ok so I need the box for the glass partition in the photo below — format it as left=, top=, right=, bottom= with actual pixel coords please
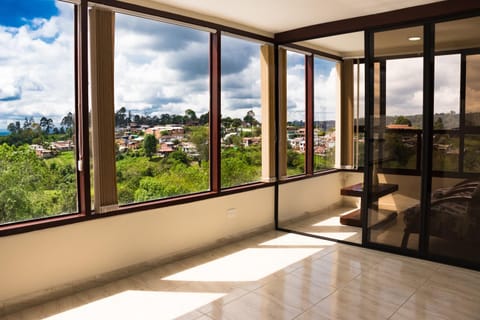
left=367, top=26, right=424, bottom=250
left=427, top=17, right=480, bottom=263
left=278, top=32, right=364, bottom=244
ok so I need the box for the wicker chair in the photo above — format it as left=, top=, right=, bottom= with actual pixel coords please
left=401, top=180, right=480, bottom=248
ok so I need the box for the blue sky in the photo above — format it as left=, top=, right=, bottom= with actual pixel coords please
left=0, top=0, right=58, bottom=27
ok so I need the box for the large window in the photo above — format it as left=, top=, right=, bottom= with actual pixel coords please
left=113, top=12, right=210, bottom=205
left=313, top=56, right=338, bottom=171
left=220, top=35, right=262, bottom=188
left=286, top=51, right=306, bottom=176
left=0, top=0, right=77, bottom=224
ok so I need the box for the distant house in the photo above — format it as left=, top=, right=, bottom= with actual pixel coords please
left=242, top=137, right=261, bottom=147
left=159, top=142, right=174, bottom=156
left=386, top=124, right=414, bottom=130
left=51, top=140, right=74, bottom=151
left=30, top=144, right=54, bottom=159
left=145, top=126, right=185, bottom=141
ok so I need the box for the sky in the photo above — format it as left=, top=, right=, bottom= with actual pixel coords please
left=0, top=0, right=476, bottom=130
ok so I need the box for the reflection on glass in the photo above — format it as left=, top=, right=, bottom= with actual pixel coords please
left=434, top=55, right=460, bottom=129
left=313, top=57, right=337, bottom=171
left=432, top=134, right=459, bottom=172
left=0, top=1, right=78, bottom=224
left=464, top=135, right=480, bottom=173
left=114, top=13, right=210, bottom=205
left=382, top=130, right=419, bottom=170
left=369, top=27, right=423, bottom=251
left=353, top=62, right=365, bottom=168
left=466, top=55, right=480, bottom=127
left=221, top=35, right=262, bottom=188
left=286, top=51, right=306, bottom=176
left=429, top=17, right=480, bottom=264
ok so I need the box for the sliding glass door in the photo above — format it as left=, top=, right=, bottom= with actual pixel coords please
left=427, top=17, right=480, bottom=264
left=365, top=26, right=424, bottom=250
left=365, top=16, right=480, bottom=266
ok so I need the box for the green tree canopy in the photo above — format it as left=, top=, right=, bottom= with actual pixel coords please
left=394, top=116, right=412, bottom=126
left=143, top=134, right=157, bottom=159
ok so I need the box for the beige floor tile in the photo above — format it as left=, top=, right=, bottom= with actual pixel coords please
left=206, top=291, right=303, bottom=320
left=394, top=285, right=480, bottom=320
left=253, top=273, right=335, bottom=311
left=290, top=257, right=361, bottom=289
left=297, top=285, right=399, bottom=320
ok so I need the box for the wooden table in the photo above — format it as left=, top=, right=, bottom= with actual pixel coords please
left=340, top=183, right=398, bottom=227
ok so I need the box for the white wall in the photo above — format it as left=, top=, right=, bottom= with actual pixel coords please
left=0, top=187, right=274, bottom=304
left=278, top=172, right=362, bottom=223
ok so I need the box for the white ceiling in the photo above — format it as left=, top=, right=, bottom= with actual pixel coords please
left=123, top=0, right=461, bottom=57
left=126, top=0, right=443, bottom=36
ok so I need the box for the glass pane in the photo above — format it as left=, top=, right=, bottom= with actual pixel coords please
left=434, top=55, right=460, bottom=129
left=0, top=0, right=77, bottom=224
left=429, top=17, right=480, bottom=264
left=466, top=55, right=480, bottom=127
left=114, top=13, right=210, bottom=205
left=353, top=62, right=365, bottom=168
left=464, top=135, right=480, bottom=173
left=286, top=51, right=306, bottom=176
left=368, top=26, right=424, bottom=250
left=432, top=134, right=459, bottom=172
left=220, top=35, right=262, bottom=188
left=313, top=57, right=337, bottom=171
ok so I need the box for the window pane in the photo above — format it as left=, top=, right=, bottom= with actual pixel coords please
left=220, top=35, right=262, bottom=188
left=313, top=57, right=337, bottom=171
left=466, top=55, right=480, bottom=127
left=464, top=135, right=480, bottom=173
left=286, top=51, right=306, bottom=176
left=114, top=13, right=210, bottom=205
left=432, top=134, right=459, bottom=172
left=382, top=57, right=423, bottom=170
left=429, top=17, right=480, bottom=265
left=369, top=26, right=423, bottom=251
left=353, top=62, right=365, bottom=168
left=434, top=55, right=460, bottom=129
left=0, top=0, right=77, bottom=224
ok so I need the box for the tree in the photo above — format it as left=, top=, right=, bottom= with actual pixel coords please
left=40, top=117, right=54, bottom=133
left=394, top=116, right=412, bottom=126
left=184, top=109, right=198, bottom=125
left=191, top=126, right=209, bottom=162
left=7, top=123, right=17, bottom=134
left=61, top=112, right=74, bottom=130
left=243, top=110, right=258, bottom=127
left=434, top=117, right=444, bottom=130
left=143, top=134, right=157, bottom=159
left=115, top=107, right=127, bottom=127
left=231, top=118, right=242, bottom=132
left=168, top=150, right=189, bottom=165
left=199, top=112, right=209, bottom=125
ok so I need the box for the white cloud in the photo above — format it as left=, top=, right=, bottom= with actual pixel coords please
left=314, top=63, right=338, bottom=121
left=0, top=0, right=75, bottom=129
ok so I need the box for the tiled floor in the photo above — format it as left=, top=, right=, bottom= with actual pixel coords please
left=4, top=231, right=480, bottom=319
left=280, top=206, right=362, bottom=244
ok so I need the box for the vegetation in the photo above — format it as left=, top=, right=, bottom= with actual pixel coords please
left=0, top=144, right=76, bottom=224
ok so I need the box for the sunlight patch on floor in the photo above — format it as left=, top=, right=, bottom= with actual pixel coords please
left=259, top=233, right=336, bottom=246
left=45, top=290, right=225, bottom=320
left=311, top=216, right=346, bottom=227
left=162, top=247, right=322, bottom=282
left=307, top=232, right=359, bottom=241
